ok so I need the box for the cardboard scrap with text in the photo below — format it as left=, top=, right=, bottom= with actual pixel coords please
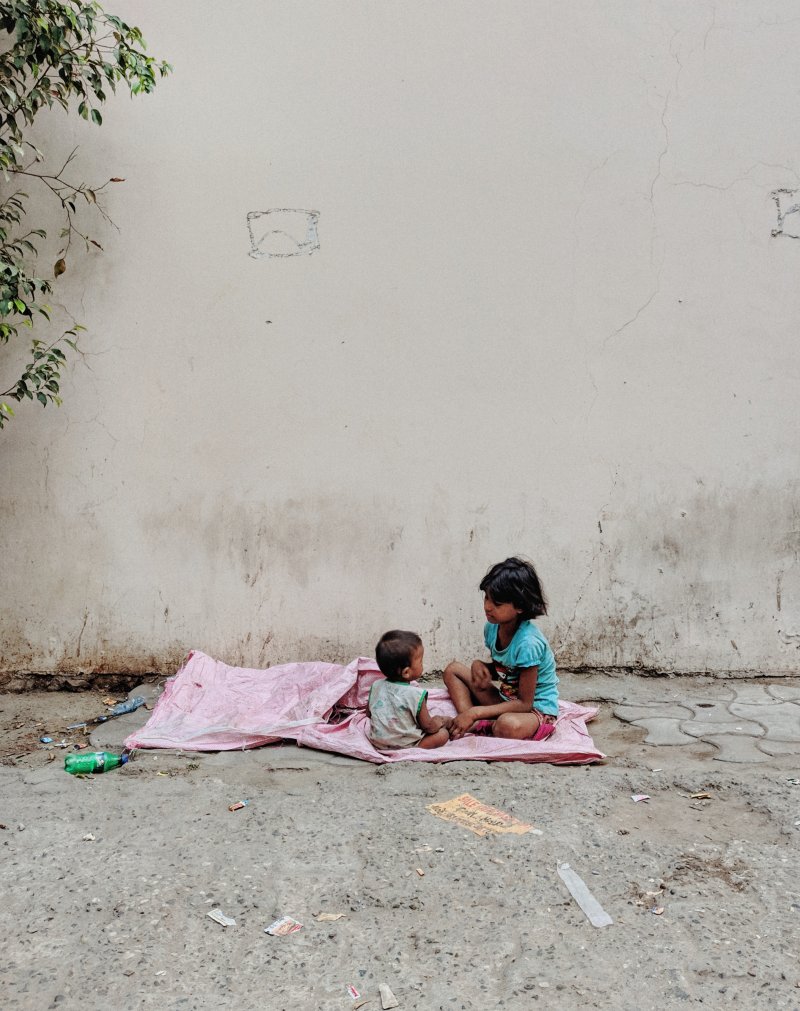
left=426, top=793, right=537, bottom=837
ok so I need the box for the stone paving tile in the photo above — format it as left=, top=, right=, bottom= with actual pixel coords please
left=613, top=703, right=694, bottom=722
left=727, top=701, right=800, bottom=742
left=767, top=684, right=800, bottom=702
left=728, top=684, right=782, bottom=705
left=684, top=700, right=744, bottom=723
left=756, top=739, right=800, bottom=757
left=701, top=734, right=773, bottom=763
left=680, top=719, right=764, bottom=739
left=625, top=717, right=697, bottom=746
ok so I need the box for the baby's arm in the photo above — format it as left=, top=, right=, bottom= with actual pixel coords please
left=418, top=698, right=452, bottom=734
left=416, top=698, right=451, bottom=749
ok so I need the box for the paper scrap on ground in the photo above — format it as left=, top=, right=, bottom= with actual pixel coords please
left=315, top=912, right=345, bottom=922
left=631, top=794, right=650, bottom=803
left=264, top=915, right=303, bottom=936
left=207, top=908, right=236, bottom=927
left=557, top=862, right=613, bottom=928
left=380, top=983, right=399, bottom=1009
left=427, top=793, right=534, bottom=837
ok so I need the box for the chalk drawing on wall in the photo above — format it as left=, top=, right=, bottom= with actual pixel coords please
left=770, top=189, right=800, bottom=239
left=247, top=209, right=320, bottom=258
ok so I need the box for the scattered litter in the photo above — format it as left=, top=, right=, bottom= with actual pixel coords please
left=265, top=915, right=303, bottom=936
left=690, top=792, right=711, bottom=800
left=347, top=984, right=361, bottom=999
left=631, top=794, right=650, bottom=803
left=155, top=971, right=166, bottom=976
left=64, top=751, right=129, bottom=775
left=17, top=824, right=25, bottom=832
left=490, top=857, right=505, bottom=865
left=353, top=1001, right=371, bottom=1010
left=651, top=768, right=662, bottom=773
left=651, top=906, right=665, bottom=915
left=434, top=847, right=445, bottom=852
left=156, top=771, right=169, bottom=776
left=39, top=736, right=53, bottom=744
left=427, top=793, right=536, bottom=837
left=379, top=983, right=399, bottom=1009
left=413, top=845, right=432, bottom=853
left=415, top=867, right=425, bottom=877
left=557, top=862, right=613, bottom=928
left=787, top=778, right=800, bottom=786
left=207, top=908, right=236, bottom=927
left=101, top=697, right=118, bottom=706
left=82, top=833, right=95, bottom=842
left=228, top=800, right=249, bottom=812
left=315, top=912, right=345, bottom=922
left=67, top=696, right=145, bottom=730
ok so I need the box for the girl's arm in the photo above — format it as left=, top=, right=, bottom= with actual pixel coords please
left=451, top=666, right=539, bottom=737
left=470, top=658, right=496, bottom=690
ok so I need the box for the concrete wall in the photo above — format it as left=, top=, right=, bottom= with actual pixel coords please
left=2, top=1, right=800, bottom=678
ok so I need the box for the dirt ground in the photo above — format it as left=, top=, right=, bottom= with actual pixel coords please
left=1, top=674, right=799, bottom=1011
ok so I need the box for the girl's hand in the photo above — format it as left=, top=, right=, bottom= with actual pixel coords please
left=450, top=709, right=478, bottom=740
left=470, top=660, right=493, bottom=690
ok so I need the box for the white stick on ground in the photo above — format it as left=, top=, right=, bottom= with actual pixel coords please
left=557, top=862, right=613, bottom=928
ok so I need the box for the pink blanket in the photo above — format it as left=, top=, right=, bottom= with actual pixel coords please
left=125, top=651, right=604, bottom=764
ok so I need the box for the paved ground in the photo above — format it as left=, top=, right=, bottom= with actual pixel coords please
left=1, top=671, right=799, bottom=1010
left=85, top=669, right=800, bottom=767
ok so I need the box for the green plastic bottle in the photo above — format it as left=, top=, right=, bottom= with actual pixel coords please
left=64, top=751, right=129, bottom=775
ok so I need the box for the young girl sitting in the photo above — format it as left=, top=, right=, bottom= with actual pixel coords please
left=443, top=557, right=559, bottom=741
left=368, top=630, right=453, bottom=750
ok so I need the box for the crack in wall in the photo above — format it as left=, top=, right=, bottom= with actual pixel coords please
left=770, top=188, right=800, bottom=239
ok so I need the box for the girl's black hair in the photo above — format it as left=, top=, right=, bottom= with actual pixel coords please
left=479, top=557, right=547, bottom=619
left=375, top=629, right=422, bottom=680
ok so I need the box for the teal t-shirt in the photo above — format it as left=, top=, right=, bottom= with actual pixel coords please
left=484, top=620, right=559, bottom=716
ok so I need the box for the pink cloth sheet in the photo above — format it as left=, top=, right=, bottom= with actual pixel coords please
left=125, top=650, right=604, bottom=765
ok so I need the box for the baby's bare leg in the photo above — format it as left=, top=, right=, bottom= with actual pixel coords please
left=417, top=727, right=450, bottom=749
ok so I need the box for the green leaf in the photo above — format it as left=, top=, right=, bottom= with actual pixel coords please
left=37, top=392, right=48, bottom=406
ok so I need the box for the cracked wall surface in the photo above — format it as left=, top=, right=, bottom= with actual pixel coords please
left=2, top=2, right=800, bottom=676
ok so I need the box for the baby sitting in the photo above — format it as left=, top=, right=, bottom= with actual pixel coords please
left=367, top=630, right=452, bottom=750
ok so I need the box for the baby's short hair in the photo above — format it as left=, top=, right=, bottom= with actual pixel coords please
left=375, top=629, right=422, bottom=680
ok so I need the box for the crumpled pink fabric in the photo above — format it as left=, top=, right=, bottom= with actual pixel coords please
left=125, top=650, right=604, bottom=764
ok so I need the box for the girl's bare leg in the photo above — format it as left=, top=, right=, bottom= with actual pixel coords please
left=443, top=661, right=502, bottom=711
left=493, top=712, right=542, bottom=739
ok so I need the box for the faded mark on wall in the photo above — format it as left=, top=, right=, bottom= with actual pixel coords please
left=247, top=209, right=320, bottom=258
left=770, top=189, right=800, bottom=239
